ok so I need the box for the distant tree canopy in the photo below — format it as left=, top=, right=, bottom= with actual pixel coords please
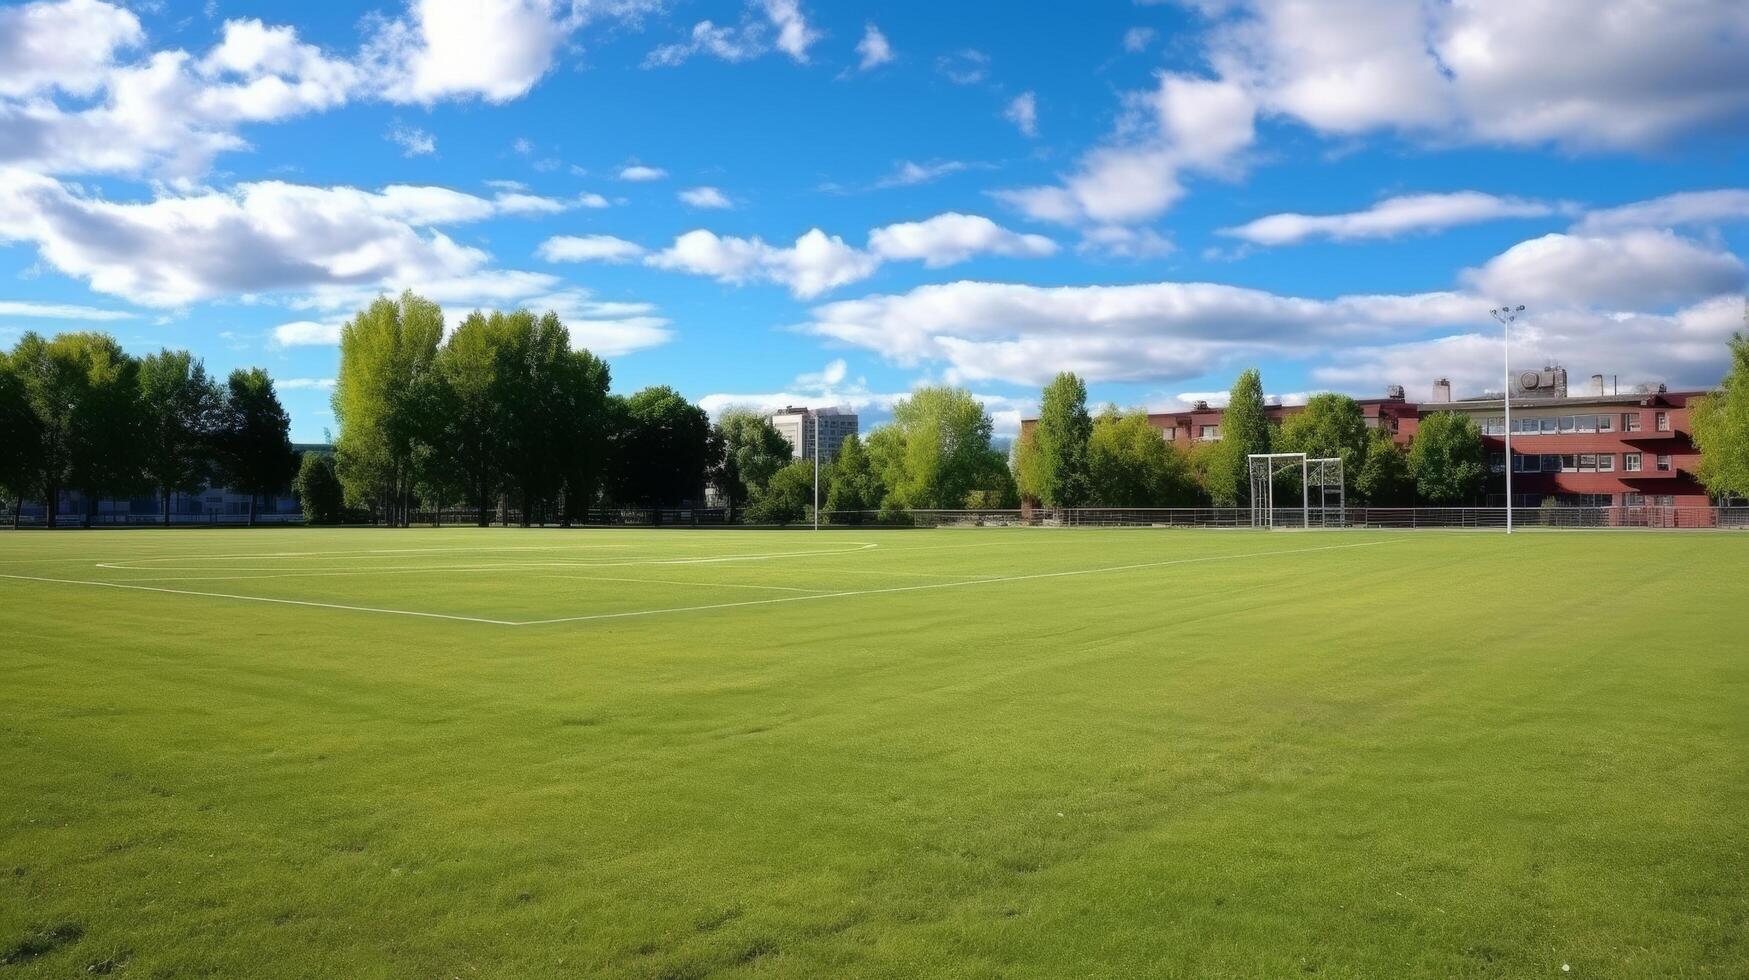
left=1206, top=368, right=1272, bottom=506
left=745, top=460, right=817, bottom=526
left=2, top=331, right=296, bottom=525
left=825, top=433, right=883, bottom=513
left=1087, top=407, right=1198, bottom=507
left=1410, top=412, right=1488, bottom=504
left=868, top=386, right=1012, bottom=510
left=1276, top=393, right=1369, bottom=496
left=1029, top=372, right=1093, bottom=506
left=712, top=409, right=794, bottom=513
left=294, top=452, right=344, bottom=525
left=1692, top=332, right=1749, bottom=499
left=1355, top=428, right=1415, bottom=505
left=611, top=386, right=713, bottom=507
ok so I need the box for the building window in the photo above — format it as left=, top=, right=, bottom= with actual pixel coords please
left=1198, top=425, right=1220, bottom=441
left=1597, top=454, right=1614, bottom=472
left=1482, top=417, right=1506, bottom=435
left=1490, top=452, right=1506, bottom=473
left=1578, top=453, right=1598, bottom=472
left=1541, top=455, right=1560, bottom=473
left=1623, top=413, right=1641, bottom=432
left=1656, top=454, right=1673, bottom=472
left=1540, top=418, right=1557, bottom=434
left=1622, top=492, right=1645, bottom=506
left=1624, top=452, right=1642, bottom=472
left=1160, top=426, right=1176, bottom=441
left=1597, top=415, right=1613, bottom=432
left=1655, top=411, right=1670, bottom=431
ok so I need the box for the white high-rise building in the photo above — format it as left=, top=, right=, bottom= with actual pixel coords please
left=770, top=406, right=859, bottom=462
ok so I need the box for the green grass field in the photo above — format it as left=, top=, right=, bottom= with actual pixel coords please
left=2, top=527, right=1745, bottom=977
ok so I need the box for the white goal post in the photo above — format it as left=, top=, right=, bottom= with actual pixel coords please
left=1248, top=453, right=1345, bottom=528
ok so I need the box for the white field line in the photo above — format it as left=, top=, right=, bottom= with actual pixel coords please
left=1, top=540, right=1393, bottom=628
left=0, top=573, right=521, bottom=625
left=513, top=539, right=1398, bottom=626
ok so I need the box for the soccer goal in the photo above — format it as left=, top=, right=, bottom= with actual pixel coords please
left=1248, top=453, right=1345, bottom=529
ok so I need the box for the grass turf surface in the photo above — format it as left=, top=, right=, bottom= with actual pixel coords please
left=1, top=527, right=1745, bottom=977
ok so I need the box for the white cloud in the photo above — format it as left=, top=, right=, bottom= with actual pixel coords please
left=0, top=0, right=143, bottom=97
left=1464, top=230, right=1746, bottom=310
left=996, top=73, right=1254, bottom=226
left=1223, top=192, right=1557, bottom=246
left=641, top=213, right=1057, bottom=297
left=1122, top=27, right=1156, bottom=54
left=537, top=234, right=647, bottom=263
left=619, top=164, right=667, bottom=181
left=649, top=228, right=879, bottom=299
left=936, top=49, right=989, bottom=85
left=277, top=377, right=337, bottom=390
left=1198, top=0, right=1749, bottom=149
left=386, top=123, right=437, bottom=156
left=760, top=0, right=817, bottom=63
left=365, top=0, right=567, bottom=104
left=0, top=300, right=136, bottom=320
left=679, top=186, right=733, bottom=209
left=271, top=319, right=343, bottom=346
left=0, top=170, right=597, bottom=307
left=867, top=213, right=1057, bottom=267
left=1574, top=189, right=1749, bottom=234
left=1005, top=91, right=1038, bottom=138
left=698, top=360, right=1035, bottom=436
left=645, top=0, right=817, bottom=67
left=856, top=23, right=893, bottom=70
left=875, top=159, right=972, bottom=189
left=1078, top=225, right=1175, bottom=259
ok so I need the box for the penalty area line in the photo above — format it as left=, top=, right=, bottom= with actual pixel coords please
left=0, top=573, right=520, bottom=626
left=512, top=539, right=1398, bottom=626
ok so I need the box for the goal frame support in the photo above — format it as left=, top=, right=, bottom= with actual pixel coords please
left=1248, top=453, right=1344, bottom=528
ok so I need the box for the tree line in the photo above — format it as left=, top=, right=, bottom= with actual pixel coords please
left=318, top=292, right=1019, bottom=527
left=0, top=332, right=296, bottom=527
left=1012, top=368, right=1490, bottom=509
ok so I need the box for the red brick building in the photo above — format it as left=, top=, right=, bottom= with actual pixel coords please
left=1019, top=369, right=1713, bottom=507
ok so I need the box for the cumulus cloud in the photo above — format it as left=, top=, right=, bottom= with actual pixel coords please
left=618, top=214, right=1058, bottom=297
left=1123, top=27, right=1157, bottom=54
left=1197, top=0, right=1749, bottom=149
left=996, top=73, right=1254, bottom=226
left=0, top=170, right=609, bottom=306
left=618, top=164, right=667, bottom=181
left=1464, top=229, right=1746, bottom=310
left=1223, top=192, right=1558, bottom=246
left=536, top=234, right=647, bottom=263
left=698, top=359, right=1036, bottom=436
left=0, top=300, right=136, bottom=320
left=867, top=213, right=1057, bottom=267
left=874, top=159, right=975, bottom=189
left=856, top=23, right=893, bottom=70
left=0, top=0, right=143, bottom=97
left=679, top=186, right=733, bottom=209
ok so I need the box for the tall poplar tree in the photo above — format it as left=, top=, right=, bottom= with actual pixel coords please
left=1032, top=372, right=1092, bottom=506
left=333, top=292, right=443, bottom=525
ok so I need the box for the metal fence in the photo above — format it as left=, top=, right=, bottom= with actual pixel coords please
left=5, top=505, right=1745, bottom=530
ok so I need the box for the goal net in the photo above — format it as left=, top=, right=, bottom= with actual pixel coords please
left=1248, top=453, right=1345, bottom=529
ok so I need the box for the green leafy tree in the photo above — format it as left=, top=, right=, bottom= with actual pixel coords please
left=1276, top=393, right=1369, bottom=496
left=711, top=408, right=793, bottom=516
left=54, top=333, right=145, bottom=526
left=429, top=311, right=505, bottom=525
left=876, top=386, right=1008, bottom=509
left=1031, top=371, right=1093, bottom=505
left=1410, top=411, right=1488, bottom=504
left=1355, top=428, right=1415, bottom=505
left=745, top=460, right=817, bottom=525
left=294, top=451, right=344, bottom=524
left=1692, top=332, right=1749, bottom=498
left=333, top=292, right=443, bottom=526
left=610, top=386, right=713, bottom=506
left=555, top=346, right=613, bottom=523
left=138, top=349, right=222, bottom=524
left=5, top=332, right=77, bottom=524
left=1205, top=368, right=1272, bottom=506
left=825, top=433, right=884, bottom=516
left=0, top=349, right=42, bottom=526
left=1087, top=406, right=1197, bottom=506
left=217, top=368, right=297, bottom=526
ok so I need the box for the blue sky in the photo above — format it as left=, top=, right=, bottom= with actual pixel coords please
left=2, top=0, right=1747, bottom=442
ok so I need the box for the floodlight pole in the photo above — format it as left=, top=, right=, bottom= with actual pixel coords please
left=1490, top=304, right=1525, bottom=534
left=813, top=410, right=820, bottom=531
